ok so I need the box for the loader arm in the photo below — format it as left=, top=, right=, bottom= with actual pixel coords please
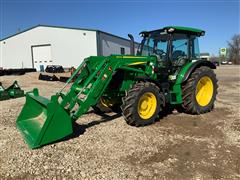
left=57, top=55, right=156, bottom=120
left=16, top=55, right=156, bottom=148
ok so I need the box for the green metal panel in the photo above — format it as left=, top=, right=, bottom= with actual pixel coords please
left=6, top=81, right=25, bottom=98
left=170, top=84, right=182, bottom=104
left=175, top=62, right=193, bottom=85
left=170, top=62, right=194, bottom=104
left=0, top=81, right=24, bottom=101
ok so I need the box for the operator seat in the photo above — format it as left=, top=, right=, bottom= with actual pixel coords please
left=172, top=50, right=187, bottom=66
left=172, top=50, right=185, bottom=61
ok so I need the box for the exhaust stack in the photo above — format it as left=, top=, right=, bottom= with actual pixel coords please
left=128, top=34, right=135, bottom=55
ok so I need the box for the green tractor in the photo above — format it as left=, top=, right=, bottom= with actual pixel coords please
left=16, top=26, right=218, bottom=149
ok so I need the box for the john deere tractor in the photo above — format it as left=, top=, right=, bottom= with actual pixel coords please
left=16, top=26, right=218, bottom=149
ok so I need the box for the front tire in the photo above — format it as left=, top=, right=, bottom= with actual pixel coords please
left=121, top=82, right=163, bottom=126
left=92, top=97, right=113, bottom=114
left=181, top=66, right=218, bottom=114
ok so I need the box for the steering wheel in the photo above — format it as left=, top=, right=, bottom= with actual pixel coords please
left=154, top=49, right=167, bottom=60
left=156, top=49, right=166, bottom=56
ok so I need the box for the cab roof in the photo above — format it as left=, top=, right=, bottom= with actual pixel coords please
left=141, top=26, right=205, bottom=37
left=164, top=26, right=204, bottom=34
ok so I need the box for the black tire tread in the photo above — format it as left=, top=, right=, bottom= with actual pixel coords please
left=121, top=81, right=162, bottom=126
left=181, top=66, right=218, bottom=114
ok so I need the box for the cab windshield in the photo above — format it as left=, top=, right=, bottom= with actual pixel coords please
left=138, top=32, right=169, bottom=60
left=138, top=32, right=200, bottom=62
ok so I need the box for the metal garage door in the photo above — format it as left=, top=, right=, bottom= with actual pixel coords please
left=32, top=44, right=52, bottom=71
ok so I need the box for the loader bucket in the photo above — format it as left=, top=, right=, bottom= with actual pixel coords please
left=16, top=88, right=73, bottom=149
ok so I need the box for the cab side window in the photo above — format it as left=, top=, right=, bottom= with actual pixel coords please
left=171, top=34, right=188, bottom=61
left=191, top=36, right=200, bottom=59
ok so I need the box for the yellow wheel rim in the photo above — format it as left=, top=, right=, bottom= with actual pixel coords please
left=196, top=76, right=214, bottom=106
left=100, top=97, right=114, bottom=108
left=138, top=92, right=157, bottom=119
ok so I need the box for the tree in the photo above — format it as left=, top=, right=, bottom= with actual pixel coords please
left=228, top=34, right=240, bottom=64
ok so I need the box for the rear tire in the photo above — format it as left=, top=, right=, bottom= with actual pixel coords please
left=181, top=66, right=218, bottom=114
left=121, top=82, right=163, bottom=126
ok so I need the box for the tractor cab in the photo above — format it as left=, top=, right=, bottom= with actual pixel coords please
left=137, top=26, right=205, bottom=67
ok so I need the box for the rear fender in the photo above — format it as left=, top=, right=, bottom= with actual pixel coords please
left=176, top=60, right=216, bottom=85
left=171, top=60, right=216, bottom=104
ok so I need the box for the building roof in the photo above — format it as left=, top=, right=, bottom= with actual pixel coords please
left=0, top=24, right=133, bottom=42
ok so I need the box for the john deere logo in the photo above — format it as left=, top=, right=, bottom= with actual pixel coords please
left=220, top=48, right=227, bottom=57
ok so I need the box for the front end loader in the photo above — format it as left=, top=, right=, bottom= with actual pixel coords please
left=16, top=26, right=218, bottom=149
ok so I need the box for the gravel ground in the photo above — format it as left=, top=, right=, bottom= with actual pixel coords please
left=0, top=65, right=240, bottom=179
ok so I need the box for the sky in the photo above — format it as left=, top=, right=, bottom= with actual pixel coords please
left=0, top=0, right=239, bottom=56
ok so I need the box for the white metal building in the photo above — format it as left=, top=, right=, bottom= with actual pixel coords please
left=200, top=53, right=210, bottom=61
left=0, top=25, right=136, bottom=71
